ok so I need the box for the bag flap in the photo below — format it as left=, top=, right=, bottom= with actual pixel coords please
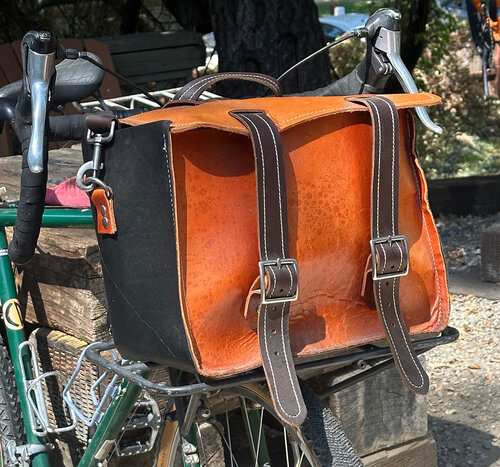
left=120, top=93, right=440, bottom=134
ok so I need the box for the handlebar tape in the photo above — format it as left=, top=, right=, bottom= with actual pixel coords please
left=48, top=114, right=89, bottom=141
left=48, top=108, right=149, bottom=141
left=8, top=93, right=48, bottom=265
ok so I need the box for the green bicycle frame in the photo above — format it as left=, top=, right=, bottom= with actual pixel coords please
left=0, top=207, right=144, bottom=467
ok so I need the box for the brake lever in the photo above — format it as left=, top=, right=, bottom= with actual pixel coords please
left=368, top=11, right=443, bottom=134
left=21, top=31, right=58, bottom=173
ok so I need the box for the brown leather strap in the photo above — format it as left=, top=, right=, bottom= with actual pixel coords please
left=352, top=96, right=430, bottom=394
left=230, top=110, right=306, bottom=426
left=173, top=72, right=283, bottom=101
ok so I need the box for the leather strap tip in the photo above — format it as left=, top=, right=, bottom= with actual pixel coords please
left=91, top=188, right=117, bottom=235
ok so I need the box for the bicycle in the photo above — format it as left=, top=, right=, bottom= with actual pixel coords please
left=0, top=9, right=458, bottom=467
left=466, top=0, right=500, bottom=97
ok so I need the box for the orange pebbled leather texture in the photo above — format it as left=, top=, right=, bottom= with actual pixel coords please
left=121, top=94, right=449, bottom=378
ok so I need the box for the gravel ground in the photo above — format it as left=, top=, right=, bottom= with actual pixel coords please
left=435, top=213, right=500, bottom=273
left=426, top=214, right=500, bottom=467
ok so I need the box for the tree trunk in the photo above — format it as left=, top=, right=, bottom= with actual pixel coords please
left=208, top=0, right=330, bottom=97
left=120, top=0, right=141, bottom=34
left=162, top=0, right=212, bottom=34
left=397, top=0, right=431, bottom=73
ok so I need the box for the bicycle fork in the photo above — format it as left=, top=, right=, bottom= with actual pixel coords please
left=0, top=227, right=50, bottom=467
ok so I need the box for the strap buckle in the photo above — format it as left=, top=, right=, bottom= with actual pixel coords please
left=258, top=258, right=299, bottom=305
left=370, top=234, right=409, bottom=280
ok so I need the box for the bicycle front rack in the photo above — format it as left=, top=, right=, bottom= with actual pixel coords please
left=18, top=341, right=78, bottom=437
left=62, top=343, right=162, bottom=457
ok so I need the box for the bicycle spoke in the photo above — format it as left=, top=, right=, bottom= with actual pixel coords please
left=225, top=400, right=234, bottom=467
left=196, top=422, right=207, bottom=464
left=284, top=426, right=290, bottom=467
left=210, top=418, right=241, bottom=467
left=291, top=441, right=304, bottom=467
left=240, top=397, right=258, bottom=461
left=253, top=408, right=264, bottom=467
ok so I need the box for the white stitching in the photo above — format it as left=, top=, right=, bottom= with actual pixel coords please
left=377, top=280, right=425, bottom=389
left=380, top=243, right=387, bottom=274
left=239, top=114, right=268, bottom=259
left=262, top=303, right=302, bottom=419
left=369, top=98, right=424, bottom=390
left=123, top=94, right=437, bottom=128
left=395, top=240, right=404, bottom=272
left=269, top=266, right=277, bottom=296
left=254, top=113, right=301, bottom=419
left=368, top=101, right=382, bottom=237
left=241, top=112, right=301, bottom=419
left=255, top=114, right=286, bottom=257
left=373, top=97, right=397, bottom=235
left=392, top=277, right=425, bottom=388
left=276, top=94, right=437, bottom=126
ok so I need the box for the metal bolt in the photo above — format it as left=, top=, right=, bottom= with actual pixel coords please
left=354, top=359, right=367, bottom=369
left=102, top=217, right=109, bottom=228
left=100, top=205, right=106, bottom=216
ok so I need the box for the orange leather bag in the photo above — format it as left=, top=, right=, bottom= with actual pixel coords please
left=86, top=74, right=449, bottom=425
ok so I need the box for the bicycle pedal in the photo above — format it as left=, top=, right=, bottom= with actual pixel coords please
left=113, top=392, right=161, bottom=457
left=3, top=440, right=53, bottom=467
left=18, top=341, right=77, bottom=436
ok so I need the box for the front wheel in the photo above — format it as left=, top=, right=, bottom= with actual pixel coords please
left=155, top=381, right=362, bottom=467
left=0, top=336, right=26, bottom=466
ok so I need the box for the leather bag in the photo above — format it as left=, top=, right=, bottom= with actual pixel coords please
left=84, top=74, right=449, bottom=425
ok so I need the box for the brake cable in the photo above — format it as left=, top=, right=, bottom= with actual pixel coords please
left=277, top=28, right=368, bottom=83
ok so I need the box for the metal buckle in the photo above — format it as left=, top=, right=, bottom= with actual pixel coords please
left=258, top=258, right=299, bottom=305
left=370, top=234, right=409, bottom=280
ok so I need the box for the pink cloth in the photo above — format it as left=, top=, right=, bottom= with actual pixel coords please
left=45, top=177, right=90, bottom=207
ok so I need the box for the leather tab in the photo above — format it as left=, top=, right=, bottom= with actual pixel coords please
left=91, top=188, right=117, bottom=234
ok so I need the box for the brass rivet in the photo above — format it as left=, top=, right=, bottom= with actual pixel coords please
left=100, top=205, right=106, bottom=216
left=102, top=217, right=109, bottom=228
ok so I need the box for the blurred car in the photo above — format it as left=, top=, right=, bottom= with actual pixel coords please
left=319, top=12, right=369, bottom=41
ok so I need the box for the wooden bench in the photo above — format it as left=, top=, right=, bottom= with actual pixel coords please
left=98, top=30, right=206, bottom=94
left=0, top=30, right=206, bottom=157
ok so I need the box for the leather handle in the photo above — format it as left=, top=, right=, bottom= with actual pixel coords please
left=173, top=72, right=283, bottom=101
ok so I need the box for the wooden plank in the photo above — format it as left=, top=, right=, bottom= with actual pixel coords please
left=326, top=365, right=430, bottom=457
left=362, top=434, right=437, bottom=467
left=119, top=71, right=195, bottom=91
left=15, top=228, right=109, bottom=343
left=100, top=31, right=204, bottom=54
left=111, top=45, right=204, bottom=77
left=0, top=148, right=107, bottom=342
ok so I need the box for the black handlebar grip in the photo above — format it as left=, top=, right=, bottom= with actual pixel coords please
left=297, top=56, right=388, bottom=97
left=48, top=114, right=88, bottom=141
left=8, top=92, right=48, bottom=265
